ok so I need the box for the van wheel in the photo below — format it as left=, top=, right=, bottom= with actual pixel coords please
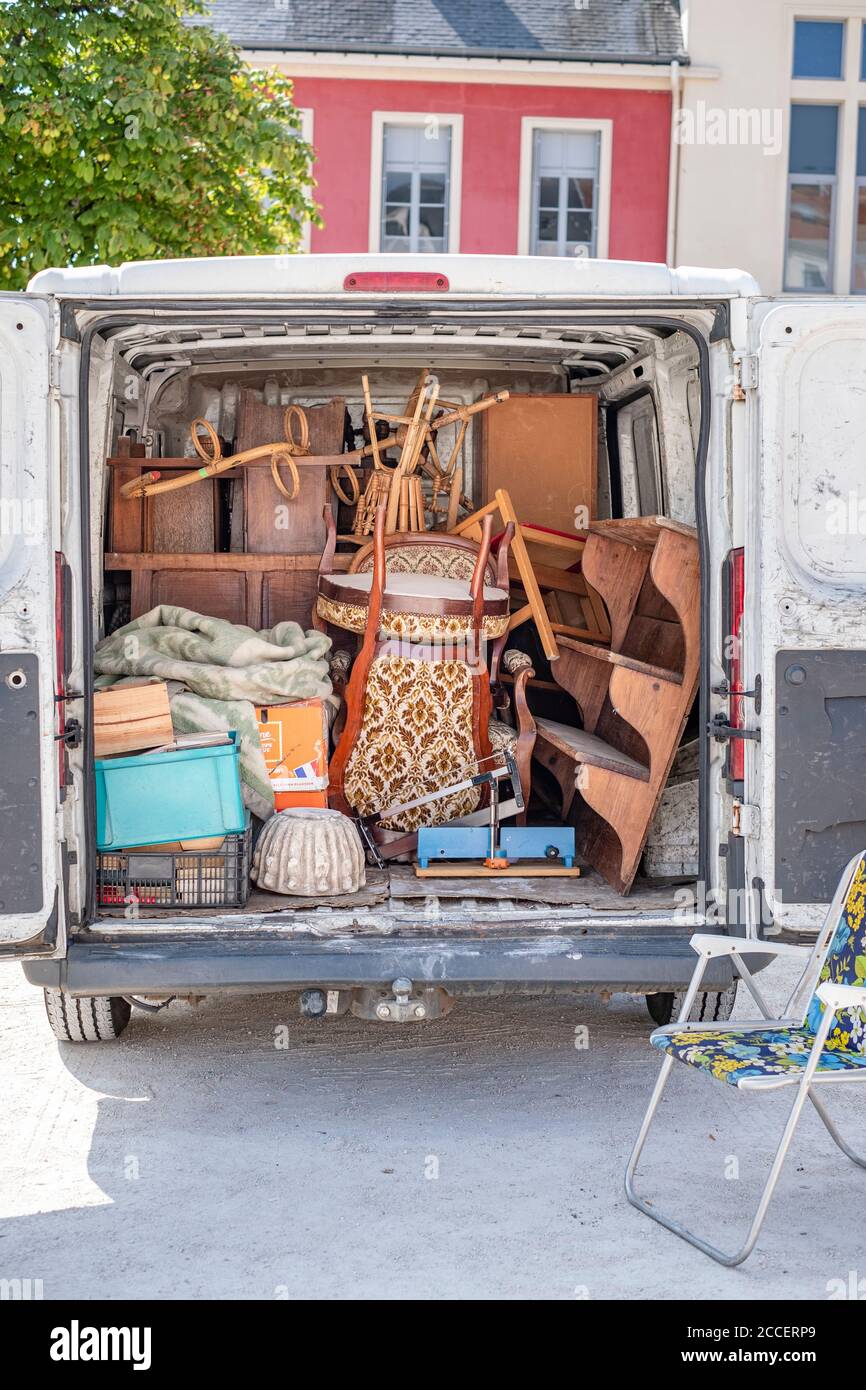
left=43, top=990, right=131, bottom=1042
left=646, top=981, right=738, bottom=1028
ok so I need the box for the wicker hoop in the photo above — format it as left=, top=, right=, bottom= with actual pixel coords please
left=284, top=405, right=311, bottom=455
left=270, top=449, right=301, bottom=501
left=329, top=464, right=361, bottom=505
left=191, top=418, right=221, bottom=462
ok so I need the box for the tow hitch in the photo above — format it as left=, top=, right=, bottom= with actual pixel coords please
left=298, top=979, right=453, bottom=1023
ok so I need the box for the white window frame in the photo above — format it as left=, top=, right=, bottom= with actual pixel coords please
left=298, top=107, right=314, bottom=253
left=517, top=116, right=612, bottom=258
left=368, top=111, right=464, bottom=254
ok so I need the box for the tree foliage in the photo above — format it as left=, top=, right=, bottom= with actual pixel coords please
left=0, top=0, right=319, bottom=288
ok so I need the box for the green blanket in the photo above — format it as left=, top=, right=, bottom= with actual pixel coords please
left=95, top=606, right=333, bottom=819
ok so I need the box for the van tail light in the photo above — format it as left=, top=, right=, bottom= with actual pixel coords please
left=343, top=271, right=449, bottom=292
left=725, top=547, right=745, bottom=783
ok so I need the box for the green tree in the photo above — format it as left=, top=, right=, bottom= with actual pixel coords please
left=0, top=0, right=319, bottom=288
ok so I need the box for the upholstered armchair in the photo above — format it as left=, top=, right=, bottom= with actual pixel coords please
left=319, top=506, right=534, bottom=835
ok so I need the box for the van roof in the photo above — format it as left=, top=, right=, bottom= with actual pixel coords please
left=26, top=253, right=760, bottom=299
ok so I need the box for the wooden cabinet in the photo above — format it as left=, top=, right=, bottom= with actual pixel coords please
left=107, top=552, right=352, bottom=630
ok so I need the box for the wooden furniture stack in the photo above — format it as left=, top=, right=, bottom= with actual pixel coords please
left=533, top=517, right=700, bottom=894
left=105, top=399, right=350, bottom=629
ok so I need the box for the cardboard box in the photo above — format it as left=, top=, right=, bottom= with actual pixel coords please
left=255, top=700, right=329, bottom=810
left=273, top=789, right=329, bottom=810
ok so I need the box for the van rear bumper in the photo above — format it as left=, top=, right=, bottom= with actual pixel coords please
left=22, top=932, right=750, bottom=996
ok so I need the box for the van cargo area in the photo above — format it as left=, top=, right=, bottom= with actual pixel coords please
left=55, top=292, right=720, bottom=977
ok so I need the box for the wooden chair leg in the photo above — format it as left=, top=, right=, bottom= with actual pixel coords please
left=501, top=653, right=536, bottom=825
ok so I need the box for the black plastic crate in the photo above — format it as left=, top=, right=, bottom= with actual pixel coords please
left=97, top=815, right=251, bottom=910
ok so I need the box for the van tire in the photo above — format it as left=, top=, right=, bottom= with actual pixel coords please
left=43, top=990, right=131, bottom=1042
left=646, top=981, right=738, bottom=1028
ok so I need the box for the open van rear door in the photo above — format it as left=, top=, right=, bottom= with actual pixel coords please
left=749, top=300, right=866, bottom=929
left=0, top=295, right=67, bottom=958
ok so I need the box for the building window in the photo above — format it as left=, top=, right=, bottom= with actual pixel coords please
left=853, top=109, right=866, bottom=291
left=529, top=128, right=600, bottom=257
left=517, top=119, right=611, bottom=259
left=793, top=19, right=845, bottom=79
left=785, top=104, right=839, bottom=291
left=376, top=121, right=455, bottom=254
left=861, top=21, right=866, bottom=79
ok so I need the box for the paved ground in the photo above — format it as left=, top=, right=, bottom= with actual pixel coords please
left=1, top=953, right=863, bottom=1300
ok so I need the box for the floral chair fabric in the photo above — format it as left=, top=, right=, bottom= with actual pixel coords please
left=342, top=655, right=485, bottom=831
left=353, top=542, right=497, bottom=587
left=804, top=857, right=866, bottom=1051
left=653, top=855, right=866, bottom=1088
left=650, top=1026, right=866, bottom=1087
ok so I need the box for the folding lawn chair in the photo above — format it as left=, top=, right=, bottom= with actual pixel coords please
left=625, top=850, right=866, bottom=1266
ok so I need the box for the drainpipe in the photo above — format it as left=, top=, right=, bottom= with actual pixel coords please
left=666, top=60, right=682, bottom=268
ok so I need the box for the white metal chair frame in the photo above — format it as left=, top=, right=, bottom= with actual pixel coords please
left=626, top=851, right=866, bottom=1266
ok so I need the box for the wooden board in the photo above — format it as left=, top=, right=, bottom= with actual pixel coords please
left=109, top=440, right=146, bottom=552
left=387, top=864, right=680, bottom=909
left=475, top=393, right=597, bottom=530
left=93, top=681, right=173, bottom=757
left=415, top=864, right=581, bottom=878
left=244, top=871, right=390, bottom=912
left=237, top=394, right=346, bottom=556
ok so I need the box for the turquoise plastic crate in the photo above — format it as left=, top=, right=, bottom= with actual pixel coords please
left=95, top=732, right=246, bottom=850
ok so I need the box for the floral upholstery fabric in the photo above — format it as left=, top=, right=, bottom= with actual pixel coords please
left=650, top=1027, right=866, bottom=1087
left=488, top=718, right=517, bottom=753
left=354, top=544, right=496, bottom=587
left=343, top=656, right=484, bottom=831
left=317, top=594, right=509, bottom=642
left=804, top=856, right=866, bottom=1052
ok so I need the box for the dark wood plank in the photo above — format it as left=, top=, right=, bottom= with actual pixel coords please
left=238, top=393, right=345, bottom=555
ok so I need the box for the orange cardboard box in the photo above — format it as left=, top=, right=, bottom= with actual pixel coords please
left=273, top=789, right=329, bottom=810
left=255, top=700, right=329, bottom=811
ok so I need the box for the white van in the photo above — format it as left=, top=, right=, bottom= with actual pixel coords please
left=1, top=253, right=859, bottom=1041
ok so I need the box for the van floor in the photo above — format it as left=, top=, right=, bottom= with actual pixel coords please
left=94, top=865, right=693, bottom=933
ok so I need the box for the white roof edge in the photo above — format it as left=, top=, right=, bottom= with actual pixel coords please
left=26, top=253, right=760, bottom=300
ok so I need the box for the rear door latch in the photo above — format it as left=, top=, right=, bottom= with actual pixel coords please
left=55, top=717, right=82, bottom=749
left=710, top=713, right=761, bottom=743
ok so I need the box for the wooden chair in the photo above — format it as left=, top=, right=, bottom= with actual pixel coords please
left=534, top=517, right=700, bottom=894
left=327, top=506, right=502, bottom=832
left=628, top=851, right=866, bottom=1266
left=452, top=488, right=609, bottom=662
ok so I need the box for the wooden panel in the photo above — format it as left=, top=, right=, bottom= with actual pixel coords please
left=109, top=440, right=146, bottom=553
left=261, top=570, right=319, bottom=629
left=149, top=569, right=249, bottom=624
left=108, top=553, right=354, bottom=627
left=238, top=393, right=346, bottom=555
left=146, top=472, right=217, bottom=554
left=476, top=394, right=597, bottom=530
